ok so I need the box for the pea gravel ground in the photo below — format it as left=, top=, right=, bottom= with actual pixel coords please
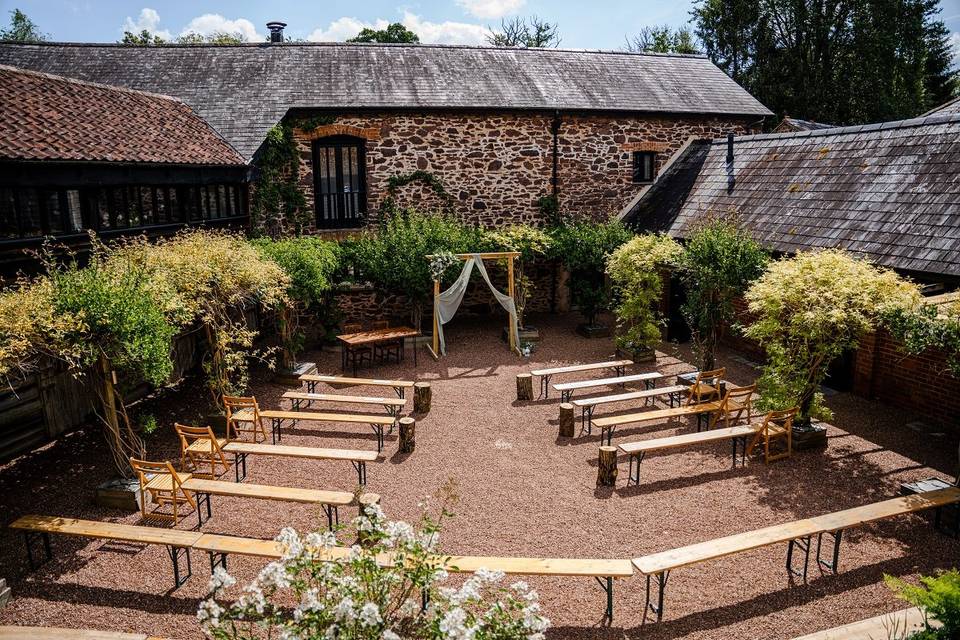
left=1, top=313, right=958, bottom=639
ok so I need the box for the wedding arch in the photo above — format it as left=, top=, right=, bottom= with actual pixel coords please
left=426, top=251, right=520, bottom=358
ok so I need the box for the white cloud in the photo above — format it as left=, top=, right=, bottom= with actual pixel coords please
left=456, top=0, right=525, bottom=19
left=122, top=7, right=171, bottom=40
left=179, top=14, right=261, bottom=42
left=308, top=17, right=390, bottom=42
left=307, top=11, right=489, bottom=45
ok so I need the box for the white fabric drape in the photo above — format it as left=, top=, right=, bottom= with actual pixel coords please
left=434, top=254, right=519, bottom=355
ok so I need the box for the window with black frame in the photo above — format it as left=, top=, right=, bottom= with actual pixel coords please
left=632, top=151, right=657, bottom=184
left=312, top=136, right=367, bottom=229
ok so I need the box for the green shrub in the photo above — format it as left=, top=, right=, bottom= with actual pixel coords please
left=886, top=570, right=960, bottom=638
left=549, top=220, right=633, bottom=326
left=678, top=217, right=768, bottom=370
left=487, top=224, right=552, bottom=328
left=606, top=234, right=684, bottom=352
left=885, top=302, right=960, bottom=378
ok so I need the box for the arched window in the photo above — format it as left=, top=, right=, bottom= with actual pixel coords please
left=312, top=135, right=367, bottom=229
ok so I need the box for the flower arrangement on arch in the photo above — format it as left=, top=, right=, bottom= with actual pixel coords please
left=198, top=486, right=550, bottom=640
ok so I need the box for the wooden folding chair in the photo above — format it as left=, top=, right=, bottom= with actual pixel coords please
left=174, top=423, right=230, bottom=478
left=372, top=319, right=402, bottom=363
left=746, top=408, right=798, bottom=464
left=709, top=383, right=757, bottom=429
left=342, top=322, right=372, bottom=372
left=129, top=458, right=196, bottom=524
left=224, top=395, right=267, bottom=442
left=685, top=367, right=726, bottom=405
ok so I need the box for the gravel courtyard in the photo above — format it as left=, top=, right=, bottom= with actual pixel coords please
left=0, top=313, right=957, bottom=639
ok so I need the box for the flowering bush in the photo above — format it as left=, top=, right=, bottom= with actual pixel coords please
left=199, top=497, right=550, bottom=640
left=487, top=225, right=552, bottom=329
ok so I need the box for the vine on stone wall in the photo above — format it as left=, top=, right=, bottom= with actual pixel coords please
left=381, top=170, right=456, bottom=217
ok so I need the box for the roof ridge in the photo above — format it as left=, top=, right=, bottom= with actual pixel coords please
left=0, top=62, right=185, bottom=104
left=717, top=111, right=960, bottom=144
left=0, top=39, right=709, bottom=58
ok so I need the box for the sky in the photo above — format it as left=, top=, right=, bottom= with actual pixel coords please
left=1, top=0, right=959, bottom=58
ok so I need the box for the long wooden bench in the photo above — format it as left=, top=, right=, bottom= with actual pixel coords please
left=10, top=515, right=200, bottom=589
left=222, top=441, right=379, bottom=486
left=300, top=374, right=415, bottom=399
left=283, top=391, right=406, bottom=417
left=0, top=627, right=166, bottom=640
left=591, top=400, right=723, bottom=446
left=572, top=385, right=687, bottom=432
left=553, top=372, right=663, bottom=403
left=257, top=409, right=397, bottom=450
left=530, top=360, right=633, bottom=399
left=632, top=487, right=960, bottom=623
left=181, top=478, right=354, bottom=529
left=618, top=424, right=760, bottom=484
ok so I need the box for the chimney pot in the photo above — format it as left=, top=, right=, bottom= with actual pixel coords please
left=266, top=21, right=287, bottom=43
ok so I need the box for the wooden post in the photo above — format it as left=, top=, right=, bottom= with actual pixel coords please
left=559, top=403, right=575, bottom=437
left=432, top=280, right=440, bottom=357
left=507, top=256, right=516, bottom=353
left=516, top=373, right=533, bottom=401
left=414, top=382, right=432, bottom=414
left=399, top=417, right=416, bottom=453
left=597, top=446, right=618, bottom=487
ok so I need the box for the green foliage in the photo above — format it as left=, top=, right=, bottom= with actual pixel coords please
left=251, top=123, right=310, bottom=236
left=549, top=220, right=633, bottom=326
left=679, top=218, right=768, bottom=370
left=692, top=0, right=958, bottom=124
left=486, top=15, right=560, bottom=47
left=139, top=413, right=160, bottom=435
left=626, top=26, right=699, bottom=54
left=176, top=31, right=245, bottom=44
left=381, top=171, right=454, bottom=216
left=0, top=8, right=47, bottom=42
left=121, top=29, right=165, bottom=45
left=537, top=194, right=561, bottom=226
left=347, top=22, right=420, bottom=43
left=885, top=303, right=960, bottom=378
left=886, top=570, right=960, bottom=638
left=487, top=225, right=552, bottom=328
left=606, top=234, right=684, bottom=352
left=743, top=249, right=919, bottom=423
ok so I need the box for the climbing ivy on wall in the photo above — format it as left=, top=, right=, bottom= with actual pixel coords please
left=251, top=115, right=336, bottom=237
left=380, top=170, right=456, bottom=217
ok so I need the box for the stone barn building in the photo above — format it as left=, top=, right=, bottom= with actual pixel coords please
left=0, top=35, right=770, bottom=235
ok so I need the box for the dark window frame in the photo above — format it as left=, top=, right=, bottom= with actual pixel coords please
left=632, top=151, right=657, bottom=184
left=312, top=135, right=367, bottom=230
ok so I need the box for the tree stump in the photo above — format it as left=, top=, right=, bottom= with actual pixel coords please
left=559, top=403, right=575, bottom=438
left=414, top=382, right=432, bottom=414
left=399, top=417, right=416, bottom=454
left=516, top=373, right=533, bottom=401
left=597, top=446, right=618, bottom=487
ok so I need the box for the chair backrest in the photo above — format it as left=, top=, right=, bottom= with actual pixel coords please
left=174, top=423, right=221, bottom=453
left=129, top=458, right=185, bottom=490
left=223, top=395, right=259, bottom=439
left=687, top=367, right=726, bottom=404
left=761, top=407, right=798, bottom=434
left=371, top=320, right=389, bottom=330
left=343, top=322, right=362, bottom=334
left=722, top=383, right=756, bottom=423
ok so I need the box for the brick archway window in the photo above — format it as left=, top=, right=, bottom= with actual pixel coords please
left=312, top=135, right=367, bottom=229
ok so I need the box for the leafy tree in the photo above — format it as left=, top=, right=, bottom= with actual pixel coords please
left=0, top=8, right=47, bottom=42
left=486, top=225, right=552, bottom=329
left=607, top=234, right=684, bottom=353
left=121, top=29, right=165, bottom=45
left=678, top=218, right=768, bottom=371
left=886, top=570, right=960, bottom=639
left=486, top=16, right=560, bottom=48
left=743, top=249, right=919, bottom=425
left=176, top=31, right=245, bottom=44
left=347, top=22, right=420, bottom=43
left=625, top=26, right=700, bottom=54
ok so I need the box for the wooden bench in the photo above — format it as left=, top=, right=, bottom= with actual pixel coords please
left=553, top=372, right=663, bottom=403
left=591, top=400, right=723, bottom=446
left=192, top=532, right=353, bottom=573
left=530, top=360, right=633, bottom=399
left=618, top=424, right=760, bottom=484
left=0, top=627, right=166, bottom=640
left=222, top=441, right=379, bottom=486
left=632, top=487, right=960, bottom=623
left=258, top=409, right=397, bottom=450
left=300, top=374, right=415, bottom=399
left=10, top=515, right=201, bottom=589
left=283, top=391, right=406, bottom=417
left=572, top=385, right=687, bottom=433
left=181, top=478, right=354, bottom=530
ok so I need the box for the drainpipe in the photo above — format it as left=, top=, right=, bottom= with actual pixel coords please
left=549, top=110, right=562, bottom=313
left=726, top=132, right=736, bottom=194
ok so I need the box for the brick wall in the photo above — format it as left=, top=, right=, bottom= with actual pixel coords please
left=290, top=111, right=755, bottom=231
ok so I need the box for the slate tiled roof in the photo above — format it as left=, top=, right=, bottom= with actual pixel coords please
left=627, top=114, right=960, bottom=278
left=0, top=64, right=244, bottom=165
left=773, top=117, right=836, bottom=133
left=0, top=42, right=772, bottom=161
left=924, top=96, right=960, bottom=116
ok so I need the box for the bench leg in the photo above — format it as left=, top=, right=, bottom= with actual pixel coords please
left=395, top=386, right=405, bottom=400
left=603, top=425, right=615, bottom=447
left=643, top=571, right=669, bottom=624
left=539, top=375, right=551, bottom=399
left=628, top=453, right=644, bottom=485
left=816, top=530, right=843, bottom=573
left=293, top=397, right=302, bottom=411
left=352, top=461, right=367, bottom=487
left=615, top=365, right=625, bottom=377
left=208, top=551, right=227, bottom=573
left=371, top=424, right=384, bottom=452
left=325, top=505, right=340, bottom=531
left=168, top=545, right=192, bottom=589
left=23, top=531, right=52, bottom=570
left=232, top=452, right=248, bottom=482
left=306, top=380, right=317, bottom=394
left=669, top=391, right=680, bottom=408
left=644, top=379, right=654, bottom=392
left=561, top=389, right=572, bottom=404
left=196, top=492, right=212, bottom=528
left=732, top=436, right=748, bottom=468
left=271, top=417, right=282, bottom=444
left=595, top=576, right=614, bottom=623
left=786, top=537, right=812, bottom=582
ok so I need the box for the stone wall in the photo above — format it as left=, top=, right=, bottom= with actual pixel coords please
left=291, top=111, right=756, bottom=231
